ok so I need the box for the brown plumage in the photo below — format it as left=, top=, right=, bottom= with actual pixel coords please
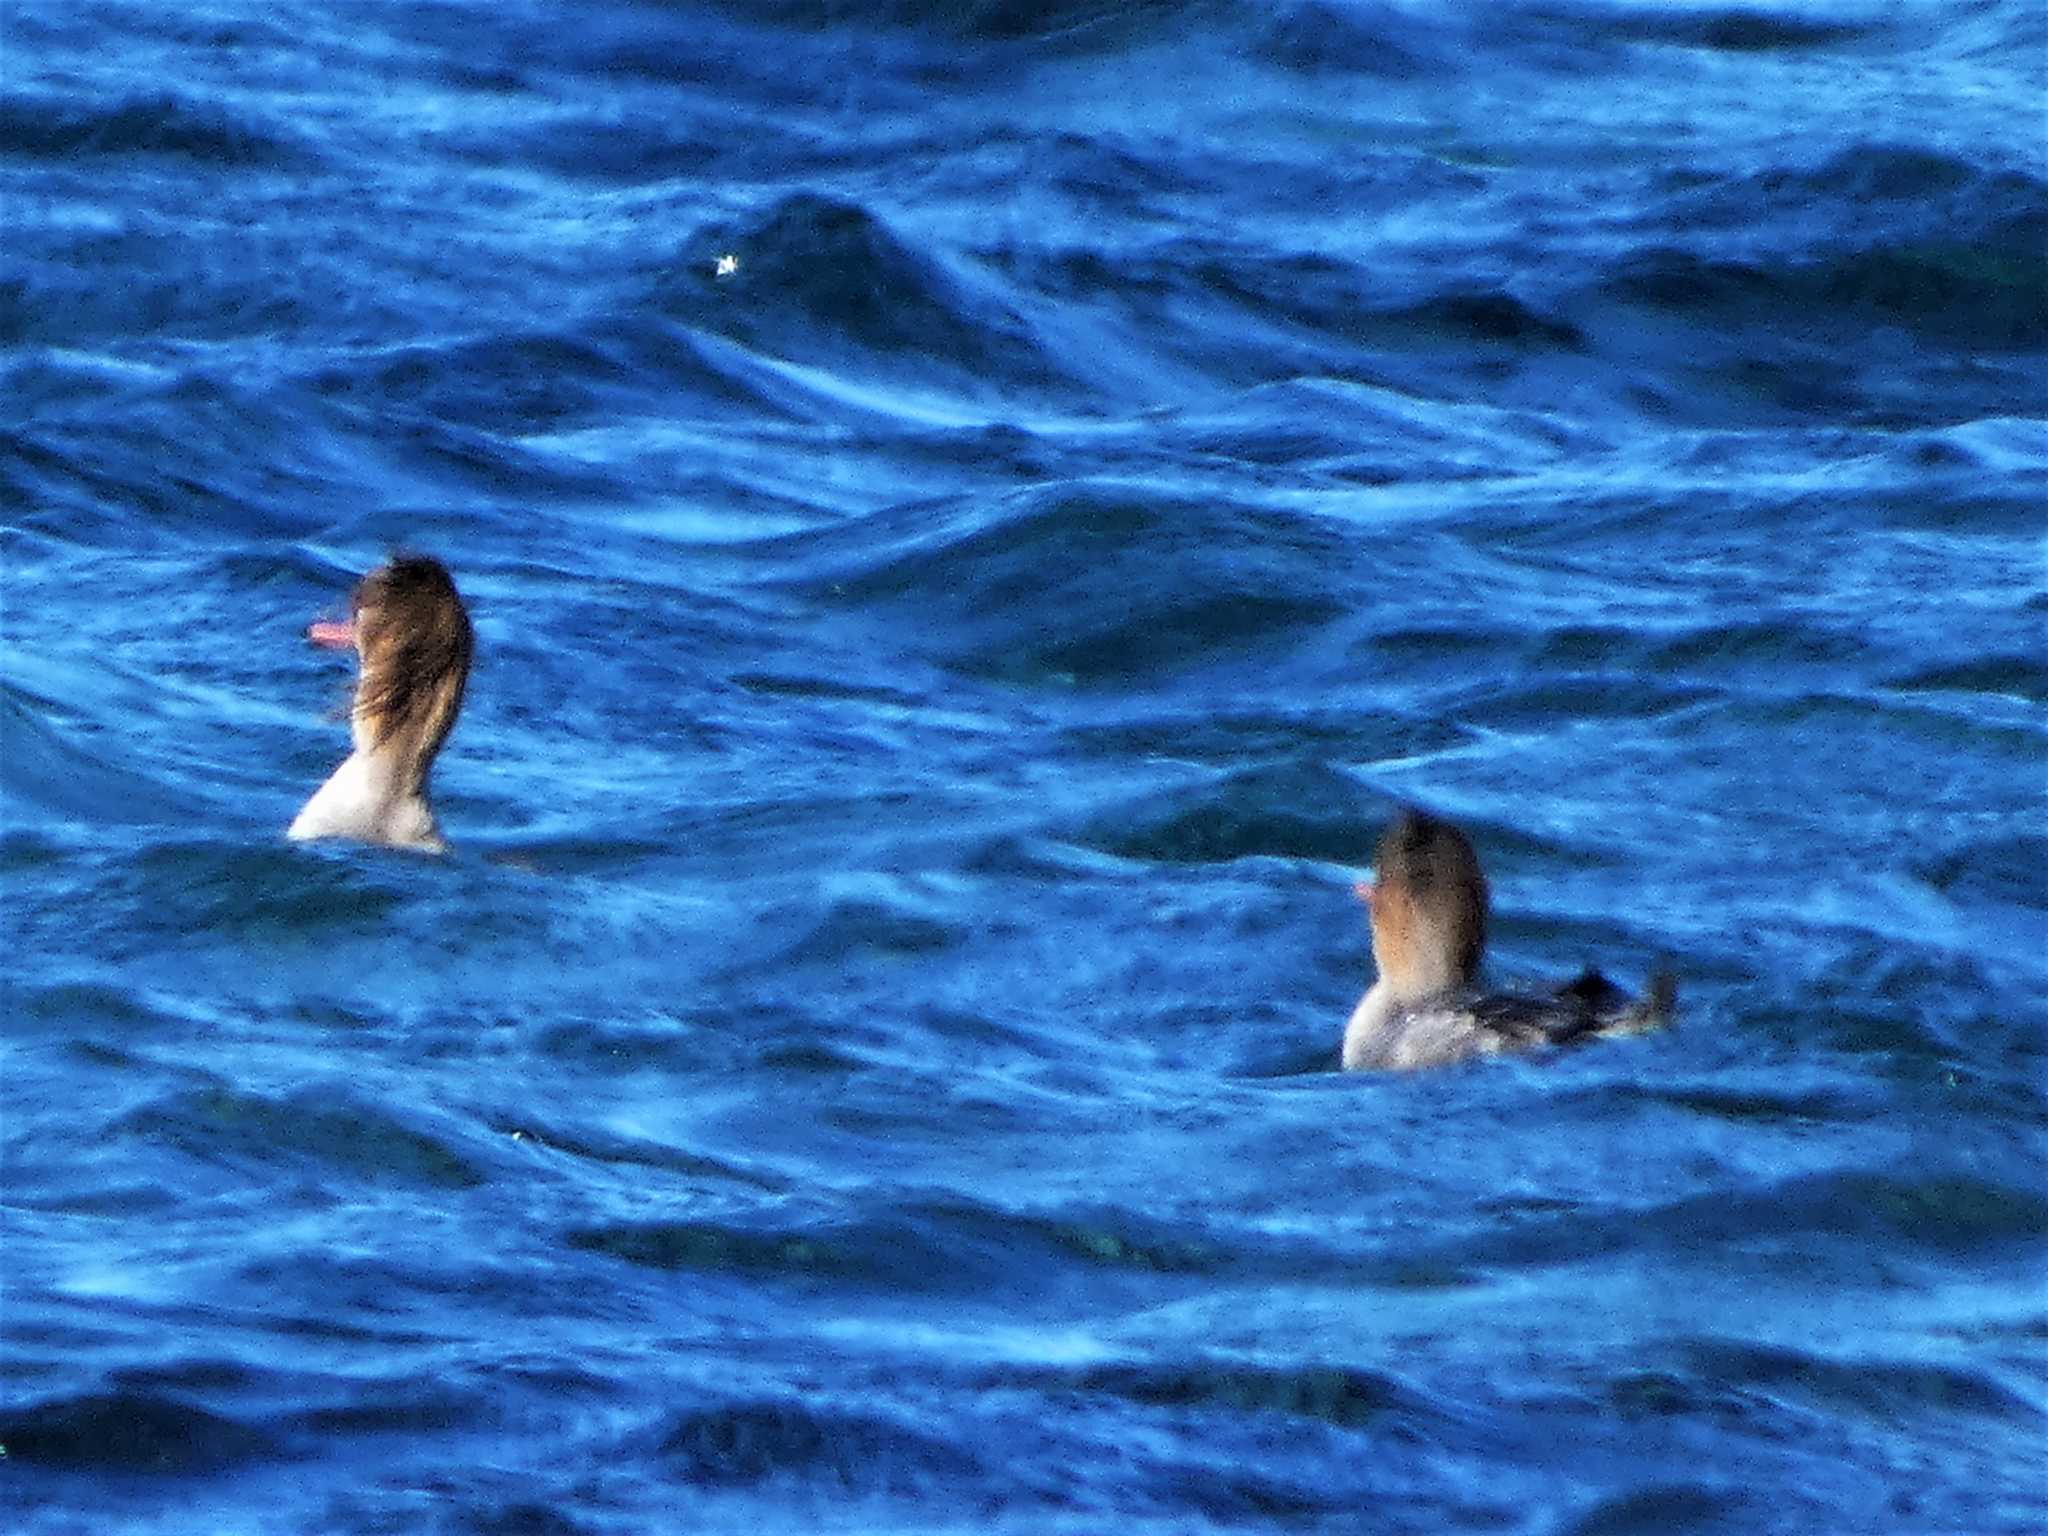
left=350, top=555, right=473, bottom=779
left=289, top=554, right=473, bottom=852
left=1366, top=807, right=1488, bottom=1001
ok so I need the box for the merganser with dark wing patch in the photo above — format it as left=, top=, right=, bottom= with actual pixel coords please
left=1342, top=807, right=1672, bottom=1071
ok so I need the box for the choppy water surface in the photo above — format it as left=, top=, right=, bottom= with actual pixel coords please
left=4, top=2, right=2045, bottom=1531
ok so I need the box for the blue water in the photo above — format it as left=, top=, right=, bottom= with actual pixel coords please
left=5, top=1, right=2045, bottom=1530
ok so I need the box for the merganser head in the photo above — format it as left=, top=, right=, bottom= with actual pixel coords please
left=1355, top=806, right=1488, bottom=1001
left=315, top=555, right=473, bottom=780
left=290, top=555, right=472, bottom=851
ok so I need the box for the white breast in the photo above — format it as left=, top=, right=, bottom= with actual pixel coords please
left=288, top=752, right=445, bottom=852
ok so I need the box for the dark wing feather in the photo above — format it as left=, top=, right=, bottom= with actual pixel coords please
left=1468, top=967, right=1674, bottom=1052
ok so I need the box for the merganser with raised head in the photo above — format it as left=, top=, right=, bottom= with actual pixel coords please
left=288, top=555, right=472, bottom=853
left=1342, top=806, right=1673, bottom=1071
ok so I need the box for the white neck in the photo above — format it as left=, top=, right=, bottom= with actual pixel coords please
left=1342, top=980, right=1400, bottom=1070
left=1343, top=956, right=1477, bottom=1070
left=288, top=746, right=446, bottom=853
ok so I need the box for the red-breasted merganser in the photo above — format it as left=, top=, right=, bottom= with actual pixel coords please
left=1342, top=807, right=1673, bottom=1070
left=287, top=555, right=472, bottom=853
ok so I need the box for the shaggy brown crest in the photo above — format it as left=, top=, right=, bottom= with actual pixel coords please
left=1370, top=806, right=1488, bottom=997
left=352, top=555, right=473, bottom=782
